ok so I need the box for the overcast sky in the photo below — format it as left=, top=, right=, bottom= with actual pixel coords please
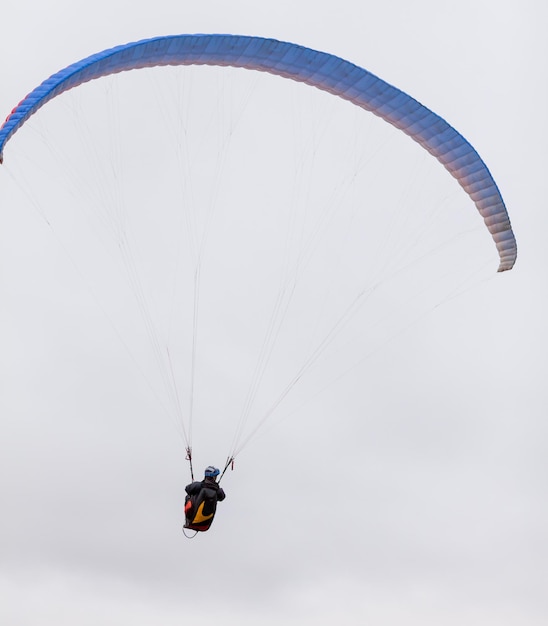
left=1, top=2, right=547, bottom=625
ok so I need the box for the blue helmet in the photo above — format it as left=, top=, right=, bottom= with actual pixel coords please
left=205, top=466, right=220, bottom=478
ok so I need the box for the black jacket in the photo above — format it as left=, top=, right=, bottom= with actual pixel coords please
left=186, top=477, right=226, bottom=500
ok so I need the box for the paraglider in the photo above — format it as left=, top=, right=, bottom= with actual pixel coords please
left=184, top=466, right=226, bottom=533
left=0, top=36, right=517, bottom=537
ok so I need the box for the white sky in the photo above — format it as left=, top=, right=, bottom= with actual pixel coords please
left=1, top=2, right=547, bottom=625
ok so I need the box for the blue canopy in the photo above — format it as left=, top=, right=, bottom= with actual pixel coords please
left=0, top=34, right=516, bottom=271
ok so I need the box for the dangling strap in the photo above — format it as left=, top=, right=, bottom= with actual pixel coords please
left=182, top=526, right=198, bottom=539
left=186, top=447, right=194, bottom=482
left=218, top=456, right=234, bottom=484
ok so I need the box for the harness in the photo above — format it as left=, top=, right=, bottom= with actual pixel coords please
left=182, top=453, right=233, bottom=538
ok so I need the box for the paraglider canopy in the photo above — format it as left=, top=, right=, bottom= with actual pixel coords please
left=0, top=34, right=516, bottom=271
